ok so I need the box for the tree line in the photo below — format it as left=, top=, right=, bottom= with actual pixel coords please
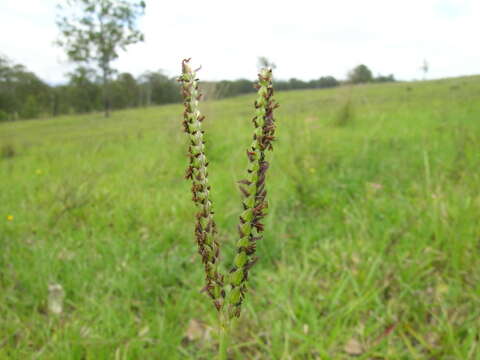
left=0, top=55, right=394, bottom=122
left=0, top=57, right=340, bottom=121
left=0, top=55, right=182, bottom=121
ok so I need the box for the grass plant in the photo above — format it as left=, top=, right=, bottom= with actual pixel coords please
left=179, top=59, right=279, bottom=358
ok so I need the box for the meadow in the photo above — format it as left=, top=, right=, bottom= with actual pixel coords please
left=1, top=76, right=479, bottom=359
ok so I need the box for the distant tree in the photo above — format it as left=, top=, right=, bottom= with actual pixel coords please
left=66, top=67, right=101, bottom=113
left=348, top=64, right=373, bottom=84
left=310, top=76, right=339, bottom=88
left=137, top=72, right=153, bottom=106
left=137, top=70, right=180, bottom=106
left=420, top=59, right=429, bottom=80
left=111, top=72, right=138, bottom=109
left=0, top=56, right=15, bottom=115
left=51, top=85, right=69, bottom=116
left=214, top=80, right=234, bottom=98
left=56, top=0, right=146, bottom=117
left=0, top=55, right=51, bottom=119
left=0, top=109, right=8, bottom=122
left=229, top=79, right=255, bottom=96
left=21, top=95, right=41, bottom=119
left=288, top=78, right=306, bottom=90
left=374, top=74, right=395, bottom=83
left=273, top=80, right=291, bottom=91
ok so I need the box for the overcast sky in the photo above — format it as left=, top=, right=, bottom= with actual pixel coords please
left=1, top=0, right=478, bottom=84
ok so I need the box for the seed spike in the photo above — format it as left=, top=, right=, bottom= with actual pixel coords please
left=226, top=67, right=278, bottom=318
left=178, top=59, right=224, bottom=310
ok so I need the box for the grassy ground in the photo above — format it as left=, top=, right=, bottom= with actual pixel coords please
left=1, top=76, right=480, bottom=359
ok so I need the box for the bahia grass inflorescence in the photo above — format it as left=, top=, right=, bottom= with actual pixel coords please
left=178, top=59, right=225, bottom=311
left=226, top=68, right=278, bottom=319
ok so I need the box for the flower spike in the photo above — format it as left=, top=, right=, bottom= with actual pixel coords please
left=226, top=67, right=278, bottom=318
left=178, top=59, right=224, bottom=311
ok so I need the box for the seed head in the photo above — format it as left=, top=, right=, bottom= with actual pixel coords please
left=226, top=67, right=278, bottom=318
left=178, top=59, right=224, bottom=310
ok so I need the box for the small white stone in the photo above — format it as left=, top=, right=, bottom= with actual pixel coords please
left=48, top=283, right=65, bottom=315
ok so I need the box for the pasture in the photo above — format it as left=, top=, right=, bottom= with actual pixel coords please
left=1, top=76, right=480, bottom=359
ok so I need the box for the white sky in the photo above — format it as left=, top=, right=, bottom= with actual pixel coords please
left=0, top=0, right=478, bottom=83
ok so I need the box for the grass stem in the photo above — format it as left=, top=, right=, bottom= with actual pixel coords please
left=218, top=313, right=230, bottom=360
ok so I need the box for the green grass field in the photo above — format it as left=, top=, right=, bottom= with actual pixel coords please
left=1, top=76, right=480, bottom=359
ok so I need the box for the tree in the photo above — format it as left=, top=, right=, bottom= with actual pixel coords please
left=0, top=55, right=51, bottom=119
left=374, top=74, right=395, bottom=83
left=310, top=76, right=339, bottom=88
left=111, top=72, right=139, bottom=109
left=288, top=78, right=306, bottom=90
left=56, top=0, right=145, bottom=117
left=66, top=66, right=102, bottom=113
left=420, top=59, right=429, bottom=80
left=137, top=70, right=180, bottom=106
left=21, top=95, right=41, bottom=119
left=348, top=64, right=373, bottom=84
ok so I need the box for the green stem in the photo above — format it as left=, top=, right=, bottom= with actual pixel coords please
left=218, top=312, right=231, bottom=360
